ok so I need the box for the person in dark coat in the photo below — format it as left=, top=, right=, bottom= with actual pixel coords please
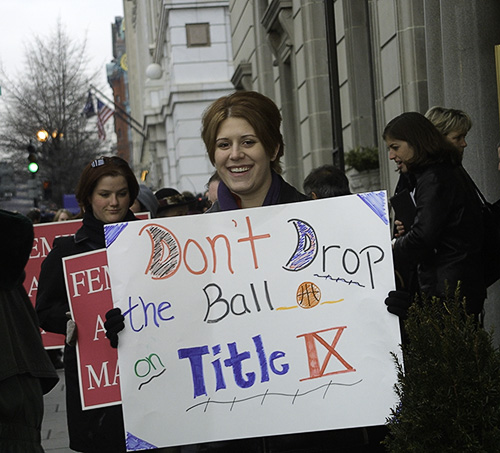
left=384, top=112, right=486, bottom=317
left=0, top=209, right=59, bottom=453
left=36, top=156, right=139, bottom=453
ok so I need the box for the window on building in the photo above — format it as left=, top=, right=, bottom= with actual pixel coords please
left=186, top=23, right=211, bottom=47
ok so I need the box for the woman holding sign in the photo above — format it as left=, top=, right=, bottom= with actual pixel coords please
left=105, top=92, right=388, bottom=452
left=36, top=156, right=139, bottom=453
left=199, top=91, right=386, bottom=452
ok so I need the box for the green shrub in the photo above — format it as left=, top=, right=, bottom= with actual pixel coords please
left=385, top=291, right=500, bottom=452
left=345, top=146, right=379, bottom=172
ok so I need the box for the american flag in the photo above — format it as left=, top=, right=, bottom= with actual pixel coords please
left=96, top=98, right=114, bottom=140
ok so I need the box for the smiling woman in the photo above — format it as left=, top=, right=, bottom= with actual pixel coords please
left=201, top=90, right=308, bottom=210
left=214, top=116, right=277, bottom=207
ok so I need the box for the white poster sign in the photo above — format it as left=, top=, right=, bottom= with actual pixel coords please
left=105, top=192, right=400, bottom=451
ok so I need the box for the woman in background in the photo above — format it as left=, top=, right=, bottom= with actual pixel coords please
left=384, top=112, right=485, bottom=318
left=53, top=208, right=73, bottom=222
left=425, top=106, right=471, bottom=158
left=36, top=156, right=139, bottom=453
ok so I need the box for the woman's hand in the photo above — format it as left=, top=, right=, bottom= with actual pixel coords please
left=394, top=220, right=406, bottom=237
left=104, top=308, right=125, bottom=348
left=385, top=290, right=411, bottom=319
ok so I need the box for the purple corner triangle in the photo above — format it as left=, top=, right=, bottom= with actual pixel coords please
left=125, top=432, right=158, bottom=450
left=104, top=223, right=129, bottom=247
left=357, top=192, right=389, bottom=225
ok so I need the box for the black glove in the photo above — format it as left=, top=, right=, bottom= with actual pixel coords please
left=385, top=290, right=411, bottom=320
left=104, top=308, right=125, bottom=348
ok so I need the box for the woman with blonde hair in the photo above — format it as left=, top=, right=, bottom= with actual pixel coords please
left=53, top=208, right=73, bottom=222
left=425, top=106, right=472, bottom=158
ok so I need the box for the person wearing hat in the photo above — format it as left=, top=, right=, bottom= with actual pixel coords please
left=155, top=187, right=191, bottom=217
left=131, top=184, right=159, bottom=218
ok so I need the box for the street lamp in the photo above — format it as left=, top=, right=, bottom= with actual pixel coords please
left=36, top=129, right=49, bottom=143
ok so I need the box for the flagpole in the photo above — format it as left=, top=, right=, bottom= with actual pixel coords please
left=112, top=108, right=147, bottom=139
left=92, top=88, right=146, bottom=139
left=90, top=85, right=143, bottom=129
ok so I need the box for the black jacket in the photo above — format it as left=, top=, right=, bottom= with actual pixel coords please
left=36, top=210, right=136, bottom=453
left=0, top=209, right=58, bottom=394
left=393, top=163, right=486, bottom=314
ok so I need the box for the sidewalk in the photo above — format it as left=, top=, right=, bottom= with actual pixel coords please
left=42, top=369, right=72, bottom=452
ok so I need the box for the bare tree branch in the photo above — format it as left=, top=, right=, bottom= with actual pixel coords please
left=0, top=20, right=112, bottom=206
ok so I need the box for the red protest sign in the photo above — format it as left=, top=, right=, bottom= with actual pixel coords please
left=27, top=213, right=149, bottom=349
left=63, top=249, right=121, bottom=410
left=26, top=219, right=82, bottom=348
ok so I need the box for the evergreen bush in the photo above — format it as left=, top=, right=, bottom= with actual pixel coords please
left=385, top=291, right=500, bottom=452
left=344, top=146, right=379, bottom=172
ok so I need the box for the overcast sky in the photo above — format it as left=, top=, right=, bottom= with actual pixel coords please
left=0, top=0, right=123, bottom=97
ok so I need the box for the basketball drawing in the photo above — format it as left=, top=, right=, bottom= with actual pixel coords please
left=296, top=281, right=321, bottom=308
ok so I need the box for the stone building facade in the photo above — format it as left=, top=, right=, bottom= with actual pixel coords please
left=123, top=0, right=234, bottom=194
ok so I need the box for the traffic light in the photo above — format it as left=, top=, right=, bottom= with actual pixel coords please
left=43, top=180, right=52, bottom=200
left=27, top=144, right=39, bottom=173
